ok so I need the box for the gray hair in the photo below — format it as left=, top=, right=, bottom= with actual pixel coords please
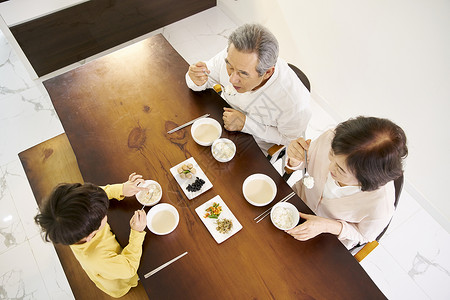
left=228, top=24, right=279, bottom=76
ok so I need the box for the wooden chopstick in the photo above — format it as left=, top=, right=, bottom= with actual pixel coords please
left=254, top=191, right=296, bottom=223
left=144, top=252, right=188, bottom=279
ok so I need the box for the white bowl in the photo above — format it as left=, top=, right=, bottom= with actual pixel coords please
left=270, top=202, right=300, bottom=230
left=191, top=117, right=222, bottom=146
left=242, top=174, right=277, bottom=207
left=136, top=180, right=162, bottom=206
left=146, top=203, right=179, bottom=235
left=211, top=138, right=236, bottom=162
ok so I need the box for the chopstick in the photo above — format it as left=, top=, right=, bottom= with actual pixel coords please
left=144, top=252, right=188, bottom=279
left=167, top=114, right=210, bottom=134
left=254, top=192, right=296, bottom=223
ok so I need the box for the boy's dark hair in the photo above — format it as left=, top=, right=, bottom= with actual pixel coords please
left=331, top=116, right=408, bottom=192
left=35, top=183, right=109, bottom=245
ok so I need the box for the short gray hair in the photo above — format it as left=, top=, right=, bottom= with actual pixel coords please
left=228, top=24, right=279, bottom=76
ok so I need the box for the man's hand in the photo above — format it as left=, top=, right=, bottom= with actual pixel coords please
left=223, top=107, right=245, bottom=131
left=286, top=213, right=342, bottom=241
left=122, top=172, right=147, bottom=197
left=286, top=138, right=311, bottom=168
left=188, top=62, right=209, bottom=86
left=130, top=210, right=147, bottom=232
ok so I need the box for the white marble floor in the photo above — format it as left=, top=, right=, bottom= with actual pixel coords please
left=0, top=6, right=449, bottom=300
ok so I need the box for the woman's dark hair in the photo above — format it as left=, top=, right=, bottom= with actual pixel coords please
left=34, top=183, right=109, bottom=245
left=331, top=116, right=408, bottom=192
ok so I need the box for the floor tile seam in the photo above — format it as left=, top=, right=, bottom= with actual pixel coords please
left=25, top=237, right=53, bottom=299
left=2, top=159, right=43, bottom=241
left=1, top=169, right=31, bottom=241
left=383, top=206, right=422, bottom=238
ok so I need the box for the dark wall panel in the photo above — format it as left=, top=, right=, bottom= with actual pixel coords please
left=10, top=0, right=216, bottom=76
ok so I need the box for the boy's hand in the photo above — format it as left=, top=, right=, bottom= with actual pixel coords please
left=130, top=210, right=147, bottom=232
left=122, top=172, right=147, bottom=197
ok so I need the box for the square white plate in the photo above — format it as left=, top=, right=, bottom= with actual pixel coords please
left=195, top=195, right=243, bottom=244
left=170, top=157, right=213, bottom=200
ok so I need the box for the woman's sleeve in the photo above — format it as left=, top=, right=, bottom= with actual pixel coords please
left=337, top=214, right=391, bottom=248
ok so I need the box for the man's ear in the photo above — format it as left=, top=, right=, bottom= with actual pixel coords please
left=263, top=66, right=275, bottom=80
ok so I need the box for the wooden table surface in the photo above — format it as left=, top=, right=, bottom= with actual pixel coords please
left=43, top=34, right=385, bottom=299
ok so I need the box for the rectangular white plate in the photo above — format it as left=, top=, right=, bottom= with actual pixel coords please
left=170, top=157, right=213, bottom=200
left=195, top=195, right=243, bottom=244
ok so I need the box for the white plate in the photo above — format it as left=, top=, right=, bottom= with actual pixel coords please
left=170, top=157, right=213, bottom=200
left=195, top=195, right=243, bottom=244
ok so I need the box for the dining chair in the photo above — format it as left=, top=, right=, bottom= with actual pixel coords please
left=353, top=173, right=404, bottom=262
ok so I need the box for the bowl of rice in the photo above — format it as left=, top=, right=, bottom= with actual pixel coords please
left=270, top=202, right=299, bottom=230
left=211, top=138, right=236, bottom=162
left=136, top=180, right=162, bottom=207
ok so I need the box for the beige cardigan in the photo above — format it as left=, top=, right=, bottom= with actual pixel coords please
left=293, top=130, right=395, bottom=249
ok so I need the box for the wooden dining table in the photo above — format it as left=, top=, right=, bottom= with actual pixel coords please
left=42, top=34, right=385, bottom=299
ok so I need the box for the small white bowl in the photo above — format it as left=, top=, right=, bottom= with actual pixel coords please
left=146, top=203, right=179, bottom=235
left=270, top=202, right=300, bottom=230
left=191, top=117, right=222, bottom=146
left=211, top=138, right=236, bottom=162
left=136, top=180, right=162, bottom=206
left=242, top=174, right=277, bottom=207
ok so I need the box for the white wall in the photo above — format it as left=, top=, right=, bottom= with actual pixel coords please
left=219, top=0, right=450, bottom=231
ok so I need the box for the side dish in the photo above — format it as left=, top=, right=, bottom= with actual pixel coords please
left=186, top=177, right=205, bottom=192
left=177, top=163, right=197, bottom=179
left=204, top=202, right=222, bottom=219
left=216, top=218, right=233, bottom=234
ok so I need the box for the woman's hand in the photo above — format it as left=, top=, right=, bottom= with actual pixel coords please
left=122, top=172, right=147, bottom=197
left=286, top=213, right=342, bottom=241
left=286, top=138, right=311, bottom=167
left=130, top=210, right=147, bottom=232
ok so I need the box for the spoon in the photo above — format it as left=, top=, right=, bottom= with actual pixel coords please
left=203, top=71, right=226, bottom=91
left=303, top=149, right=315, bottom=189
left=140, top=190, right=154, bottom=210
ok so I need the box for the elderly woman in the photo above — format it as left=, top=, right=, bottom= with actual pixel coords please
left=285, top=116, right=408, bottom=249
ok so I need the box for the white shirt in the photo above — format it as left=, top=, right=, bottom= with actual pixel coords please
left=186, top=48, right=311, bottom=152
left=322, top=172, right=361, bottom=199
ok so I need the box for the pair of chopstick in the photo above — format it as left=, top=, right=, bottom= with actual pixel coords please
left=254, top=192, right=296, bottom=223
left=167, top=114, right=210, bottom=134
left=144, top=252, right=188, bottom=279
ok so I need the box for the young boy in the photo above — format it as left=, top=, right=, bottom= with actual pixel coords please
left=35, top=172, right=148, bottom=298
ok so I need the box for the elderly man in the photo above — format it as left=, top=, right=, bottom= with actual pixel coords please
left=186, top=23, right=311, bottom=154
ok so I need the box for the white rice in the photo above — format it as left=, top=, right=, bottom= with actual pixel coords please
left=213, top=142, right=234, bottom=159
left=303, top=176, right=315, bottom=189
left=272, top=207, right=294, bottom=229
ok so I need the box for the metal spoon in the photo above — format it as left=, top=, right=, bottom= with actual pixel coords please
left=140, top=190, right=154, bottom=210
left=203, top=71, right=226, bottom=91
left=303, top=149, right=315, bottom=189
